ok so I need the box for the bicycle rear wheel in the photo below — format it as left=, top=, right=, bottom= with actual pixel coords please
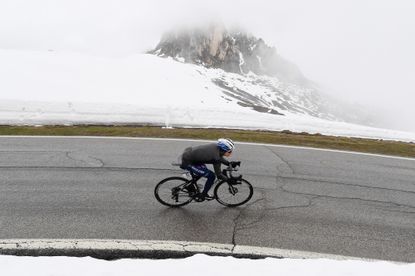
left=154, top=177, right=193, bottom=207
left=214, top=179, right=253, bottom=207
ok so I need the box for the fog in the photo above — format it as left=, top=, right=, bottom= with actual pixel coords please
left=0, top=0, right=414, bottom=132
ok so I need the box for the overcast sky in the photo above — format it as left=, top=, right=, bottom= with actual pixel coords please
left=1, top=0, right=414, bottom=131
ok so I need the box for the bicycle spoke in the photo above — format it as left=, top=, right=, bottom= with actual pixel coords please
left=154, top=177, right=193, bottom=207
left=214, top=179, right=253, bottom=207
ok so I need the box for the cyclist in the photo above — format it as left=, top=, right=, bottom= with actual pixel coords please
left=180, top=138, right=237, bottom=200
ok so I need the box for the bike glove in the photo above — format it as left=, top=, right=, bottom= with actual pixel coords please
left=230, top=161, right=241, bottom=168
left=218, top=173, right=229, bottom=181
left=228, top=176, right=242, bottom=185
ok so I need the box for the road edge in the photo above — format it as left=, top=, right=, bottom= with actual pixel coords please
left=0, top=239, right=378, bottom=261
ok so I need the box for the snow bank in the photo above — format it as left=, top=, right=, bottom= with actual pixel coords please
left=1, top=254, right=414, bottom=276
left=1, top=49, right=415, bottom=142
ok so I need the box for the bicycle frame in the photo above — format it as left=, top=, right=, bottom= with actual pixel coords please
left=155, top=161, right=252, bottom=207
left=182, top=164, right=242, bottom=197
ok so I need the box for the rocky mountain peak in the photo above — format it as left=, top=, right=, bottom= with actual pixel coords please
left=148, top=23, right=311, bottom=86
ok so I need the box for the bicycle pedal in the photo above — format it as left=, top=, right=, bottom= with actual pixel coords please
left=194, top=196, right=205, bottom=202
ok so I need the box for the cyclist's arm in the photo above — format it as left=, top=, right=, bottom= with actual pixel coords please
left=213, top=163, right=228, bottom=180
left=220, top=156, right=230, bottom=166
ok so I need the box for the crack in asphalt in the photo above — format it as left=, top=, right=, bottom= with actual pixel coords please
left=265, top=146, right=295, bottom=175
left=65, top=151, right=84, bottom=166
left=2, top=162, right=414, bottom=197
left=230, top=190, right=267, bottom=251
left=223, top=146, right=318, bottom=238
left=264, top=145, right=415, bottom=198
left=264, top=196, right=317, bottom=213
left=88, top=155, right=105, bottom=167
left=3, top=161, right=414, bottom=214
left=256, top=176, right=317, bottom=214
left=231, top=209, right=244, bottom=250
left=261, top=146, right=415, bottom=214
left=236, top=198, right=267, bottom=234
left=229, top=176, right=318, bottom=244
left=65, top=152, right=105, bottom=167
left=277, top=174, right=415, bottom=195
left=280, top=183, right=415, bottom=211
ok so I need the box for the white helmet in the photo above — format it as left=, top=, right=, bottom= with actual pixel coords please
left=217, top=138, right=235, bottom=152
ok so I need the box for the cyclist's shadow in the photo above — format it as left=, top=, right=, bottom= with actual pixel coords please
left=157, top=206, right=194, bottom=217
left=156, top=208, right=239, bottom=241
left=156, top=203, right=242, bottom=224
left=155, top=206, right=210, bottom=234
left=155, top=206, right=201, bottom=225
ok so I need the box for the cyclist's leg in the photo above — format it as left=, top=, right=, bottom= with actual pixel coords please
left=184, top=165, right=204, bottom=194
left=201, top=170, right=215, bottom=195
left=187, top=165, right=216, bottom=195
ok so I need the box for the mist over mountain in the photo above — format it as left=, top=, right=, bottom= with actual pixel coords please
left=148, top=24, right=377, bottom=127
left=148, top=24, right=312, bottom=87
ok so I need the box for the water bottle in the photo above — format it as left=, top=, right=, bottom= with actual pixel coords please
left=181, top=172, right=191, bottom=180
left=197, top=183, right=204, bottom=191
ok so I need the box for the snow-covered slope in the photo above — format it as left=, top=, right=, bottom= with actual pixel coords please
left=150, top=24, right=313, bottom=87
left=0, top=49, right=414, bottom=142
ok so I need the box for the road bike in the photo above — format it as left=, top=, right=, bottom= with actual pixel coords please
left=154, top=162, right=253, bottom=207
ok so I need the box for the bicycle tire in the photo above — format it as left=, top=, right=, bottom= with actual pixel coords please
left=154, top=177, right=193, bottom=207
left=214, top=179, right=253, bottom=207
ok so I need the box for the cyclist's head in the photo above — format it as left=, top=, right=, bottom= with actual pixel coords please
left=217, top=138, right=235, bottom=154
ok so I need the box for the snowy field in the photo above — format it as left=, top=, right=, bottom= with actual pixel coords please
left=1, top=254, right=415, bottom=276
left=1, top=49, right=415, bottom=142
left=1, top=48, right=415, bottom=274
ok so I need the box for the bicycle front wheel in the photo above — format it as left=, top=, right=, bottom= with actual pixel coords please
left=154, top=177, right=193, bottom=207
left=214, top=179, right=253, bottom=207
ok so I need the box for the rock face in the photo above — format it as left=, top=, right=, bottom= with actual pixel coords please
left=148, top=24, right=311, bottom=86
left=147, top=24, right=376, bottom=127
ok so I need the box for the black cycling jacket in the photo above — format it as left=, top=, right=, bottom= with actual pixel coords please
left=180, top=143, right=230, bottom=180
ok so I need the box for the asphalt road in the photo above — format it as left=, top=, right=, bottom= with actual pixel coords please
left=0, top=136, right=414, bottom=262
